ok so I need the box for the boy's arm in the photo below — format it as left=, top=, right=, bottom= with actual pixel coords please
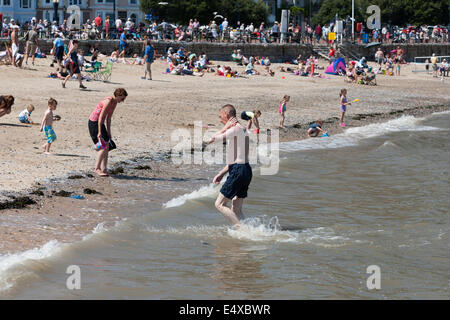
left=217, top=118, right=237, bottom=134
left=209, top=118, right=237, bottom=143
left=40, top=112, right=49, bottom=131
left=213, top=164, right=229, bottom=184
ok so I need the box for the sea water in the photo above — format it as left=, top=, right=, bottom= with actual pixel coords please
left=1, top=112, right=449, bottom=299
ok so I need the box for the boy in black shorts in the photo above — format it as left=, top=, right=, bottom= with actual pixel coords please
left=208, top=104, right=252, bottom=227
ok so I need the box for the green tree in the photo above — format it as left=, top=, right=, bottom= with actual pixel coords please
left=311, top=0, right=449, bottom=27
left=140, top=0, right=268, bottom=25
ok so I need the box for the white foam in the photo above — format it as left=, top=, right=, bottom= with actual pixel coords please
left=0, top=240, right=62, bottom=291
left=431, top=110, right=450, bottom=115
left=145, top=224, right=227, bottom=239
left=228, top=216, right=298, bottom=242
left=0, top=219, right=126, bottom=292
left=163, top=183, right=220, bottom=208
left=82, top=222, right=109, bottom=241
left=227, top=217, right=350, bottom=246
left=278, top=115, right=440, bottom=152
left=145, top=216, right=351, bottom=247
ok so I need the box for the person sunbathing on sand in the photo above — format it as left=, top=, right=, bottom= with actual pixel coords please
left=109, top=48, right=119, bottom=62
left=280, top=66, right=295, bottom=73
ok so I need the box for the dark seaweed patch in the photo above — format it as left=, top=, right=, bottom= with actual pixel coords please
left=0, top=197, right=37, bottom=210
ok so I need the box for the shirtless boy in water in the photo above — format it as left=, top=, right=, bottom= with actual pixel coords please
left=208, top=105, right=252, bottom=227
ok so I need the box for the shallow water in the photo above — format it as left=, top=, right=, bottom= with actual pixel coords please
left=1, top=112, right=449, bottom=299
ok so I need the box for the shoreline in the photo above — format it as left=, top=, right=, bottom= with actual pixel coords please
left=1, top=103, right=448, bottom=256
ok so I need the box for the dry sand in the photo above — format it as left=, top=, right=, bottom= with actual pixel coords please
left=0, top=53, right=449, bottom=254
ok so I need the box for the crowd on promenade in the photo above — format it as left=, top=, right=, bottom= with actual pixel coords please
left=2, top=15, right=449, bottom=45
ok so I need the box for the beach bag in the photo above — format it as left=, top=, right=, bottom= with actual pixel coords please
left=108, top=139, right=116, bottom=151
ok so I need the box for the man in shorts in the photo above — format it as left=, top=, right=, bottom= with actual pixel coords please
left=430, top=53, right=438, bottom=77
left=11, top=25, right=20, bottom=67
left=375, top=48, right=384, bottom=67
left=51, top=34, right=64, bottom=68
left=119, top=28, right=128, bottom=59
left=25, top=26, right=39, bottom=66
left=208, top=104, right=252, bottom=227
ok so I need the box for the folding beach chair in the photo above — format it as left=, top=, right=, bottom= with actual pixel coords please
left=86, top=60, right=113, bottom=82
left=84, top=61, right=102, bottom=72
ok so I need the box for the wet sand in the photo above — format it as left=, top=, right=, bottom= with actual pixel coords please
left=0, top=55, right=449, bottom=254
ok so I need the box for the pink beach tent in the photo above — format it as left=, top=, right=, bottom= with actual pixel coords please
left=325, top=58, right=346, bottom=75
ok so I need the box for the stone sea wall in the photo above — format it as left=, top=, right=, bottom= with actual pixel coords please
left=7, top=39, right=450, bottom=62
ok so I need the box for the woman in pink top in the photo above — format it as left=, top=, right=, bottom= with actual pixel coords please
left=88, top=88, right=128, bottom=176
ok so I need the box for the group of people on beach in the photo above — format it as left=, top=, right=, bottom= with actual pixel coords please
left=1, top=82, right=355, bottom=229
left=1, top=90, right=250, bottom=227
left=1, top=30, right=443, bottom=230
left=0, top=88, right=126, bottom=177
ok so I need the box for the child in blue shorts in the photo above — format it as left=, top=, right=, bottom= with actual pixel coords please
left=40, top=98, right=58, bottom=154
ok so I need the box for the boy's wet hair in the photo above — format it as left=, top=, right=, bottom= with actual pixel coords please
left=48, top=97, right=57, bottom=106
left=253, top=110, right=262, bottom=117
left=27, top=104, right=35, bottom=112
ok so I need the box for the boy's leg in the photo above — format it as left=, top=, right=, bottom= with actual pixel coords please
left=44, top=142, right=51, bottom=153
left=215, top=193, right=241, bottom=226
left=231, top=196, right=245, bottom=221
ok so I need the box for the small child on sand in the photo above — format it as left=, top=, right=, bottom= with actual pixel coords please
left=18, top=104, right=35, bottom=124
left=307, top=120, right=326, bottom=137
left=279, top=95, right=290, bottom=129
left=339, top=89, right=351, bottom=127
left=40, top=98, right=58, bottom=154
left=241, top=110, right=261, bottom=134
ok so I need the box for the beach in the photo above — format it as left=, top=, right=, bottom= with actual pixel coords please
left=0, top=55, right=449, bottom=256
